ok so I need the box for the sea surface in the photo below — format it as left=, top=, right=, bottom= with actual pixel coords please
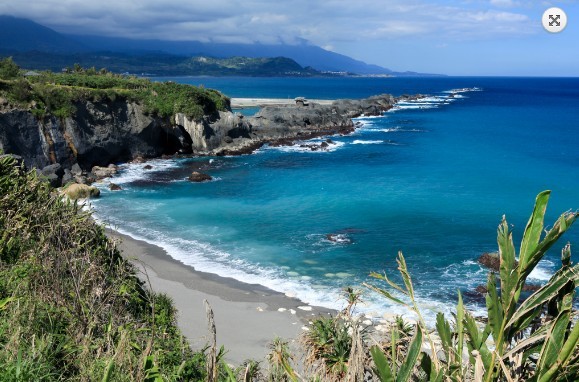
left=92, top=77, right=579, bottom=322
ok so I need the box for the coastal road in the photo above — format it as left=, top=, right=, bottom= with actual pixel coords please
left=231, top=98, right=334, bottom=108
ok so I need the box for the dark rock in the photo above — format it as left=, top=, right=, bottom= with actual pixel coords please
left=522, top=283, right=541, bottom=292
left=143, top=165, right=153, bottom=170
left=41, top=163, right=64, bottom=177
left=475, top=285, right=488, bottom=294
left=326, top=233, right=352, bottom=244
left=40, top=163, right=64, bottom=187
left=320, top=142, right=329, bottom=148
left=188, top=171, right=212, bottom=182
left=0, top=93, right=406, bottom=169
left=70, top=163, right=82, bottom=176
left=45, top=173, right=60, bottom=188
left=478, top=252, right=500, bottom=271
left=74, top=175, right=90, bottom=185
left=109, top=183, right=122, bottom=191
left=326, top=139, right=334, bottom=144
left=62, top=169, right=73, bottom=185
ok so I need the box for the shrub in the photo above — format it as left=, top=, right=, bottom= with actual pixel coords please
left=0, top=57, right=20, bottom=80
left=366, top=190, right=578, bottom=381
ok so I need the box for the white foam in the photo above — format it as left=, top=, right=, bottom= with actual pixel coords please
left=442, top=87, right=482, bottom=94
left=264, top=140, right=346, bottom=154
left=352, top=140, right=383, bottom=145
left=91, top=213, right=346, bottom=311
left=107, top=159, right=182, bottom=185
left=528, top=259, right=555, bottom=281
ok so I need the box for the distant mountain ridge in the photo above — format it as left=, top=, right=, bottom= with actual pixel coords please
left=0, top=15, right=438, bottom=76
left=67, top=34, right=394, bottom=75
left=0, top=15, right=86, bottom=53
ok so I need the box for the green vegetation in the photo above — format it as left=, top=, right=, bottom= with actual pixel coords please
left=0, top=59, right=229, bottom=120
left=0, top=156, right=210, bottom=381
left=275, top=191, right=578, bottom=382
left=3, top=51, right=324, bottom=77
left=365, top=190, right=578, bottom=381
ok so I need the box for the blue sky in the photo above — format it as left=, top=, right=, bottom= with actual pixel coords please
left=1, top=0, right=577, bottom=75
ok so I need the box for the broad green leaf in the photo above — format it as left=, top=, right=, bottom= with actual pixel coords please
left=464, top=312, right=492, bottom=370
left=537, top=293, right=573, bottom=378
left=538, top=321, right=579, bottom=382
left=456, top=291, right=465, bottom=374
left=371, top=345, right=395, bottom=382
left=506, top=264, right=578, bottom=334
left=280, top=358, right=300, bottom=382
left=520, top=211, right=577, bottom=281
left=221, top=362, right=237, bottom=382
left=497, top=216, right=517, bottom=306
left=485, top=273, right=503, bottom=343
left=503, top=329, right=546, bottom=360
left=397, top=325, right=423, bottom=382
left=519, top=190, right=550, bottom=271
left=436, top=312, right=452, bottom=354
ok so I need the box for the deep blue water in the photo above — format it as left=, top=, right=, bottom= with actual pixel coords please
left=92, top=77, right=579, bottom=321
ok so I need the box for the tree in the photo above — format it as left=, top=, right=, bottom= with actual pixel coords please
left=0, top=57, right=21, bottom=80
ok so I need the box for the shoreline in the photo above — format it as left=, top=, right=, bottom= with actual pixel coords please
left=106, top=229, right=335, bottom=364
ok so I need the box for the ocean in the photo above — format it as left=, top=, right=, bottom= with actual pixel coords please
left=91, top=76, right=579, bottom=322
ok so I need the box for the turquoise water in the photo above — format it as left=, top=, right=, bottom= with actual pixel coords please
left=92, top=77, right=579, bottom=321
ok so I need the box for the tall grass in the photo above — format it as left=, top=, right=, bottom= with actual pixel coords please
left=0, top=156, right=208, bottom=381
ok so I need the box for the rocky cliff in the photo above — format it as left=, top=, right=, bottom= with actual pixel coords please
left=0, top=93, right=405, bottom=186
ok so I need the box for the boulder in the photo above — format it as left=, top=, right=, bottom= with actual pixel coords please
left=40, top=163, right=64, bottom=187
left=62, top=183, right=100, bottom=199
left=70, top=163, right=83, bottom=176
left=326, top=233, right=352, bottom=244
left=109, top=183, right=122, bottom=191
left=91, top=165, right=117, bottom=179
left=143, top=165, right=153, bottom=170
left=188, top=171, right=212, bottom=182
left=62, top=169, right=73, bottom=185
left=478, top=252, right=501, bottom=271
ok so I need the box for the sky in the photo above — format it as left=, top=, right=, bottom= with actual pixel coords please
left=1, top=0, right=578, bottom=76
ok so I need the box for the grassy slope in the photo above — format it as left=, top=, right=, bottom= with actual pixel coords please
left=0, top=156, right=209, bottom=381
left=0, top=58, right=230, bottom=120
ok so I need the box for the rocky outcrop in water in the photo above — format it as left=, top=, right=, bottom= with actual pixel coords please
left=0, top=93, right=405, bottom=186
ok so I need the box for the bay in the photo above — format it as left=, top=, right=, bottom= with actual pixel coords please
left=92, top=76, right=579, bottom=321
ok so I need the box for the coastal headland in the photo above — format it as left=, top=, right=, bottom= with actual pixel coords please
left=0, top=89, right=415, bottom=186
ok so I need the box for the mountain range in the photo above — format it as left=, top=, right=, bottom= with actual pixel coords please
left=0, top=15, right=435, bottom=76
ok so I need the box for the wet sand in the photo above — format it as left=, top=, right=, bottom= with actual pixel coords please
left=106, top=230, right=334, bottom=365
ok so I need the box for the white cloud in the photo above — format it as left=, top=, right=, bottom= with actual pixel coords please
left=0, top=0, right=539, bottom=46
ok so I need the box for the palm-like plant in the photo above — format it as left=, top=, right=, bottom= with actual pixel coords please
left=366, top=191, right=578, bottom=381
left=299, top=316, right=353, bottom=381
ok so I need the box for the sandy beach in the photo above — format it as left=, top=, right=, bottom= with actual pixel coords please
left=231, top=98, right=334, bottom=108
left=106, top=230, right=334, bottom=365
